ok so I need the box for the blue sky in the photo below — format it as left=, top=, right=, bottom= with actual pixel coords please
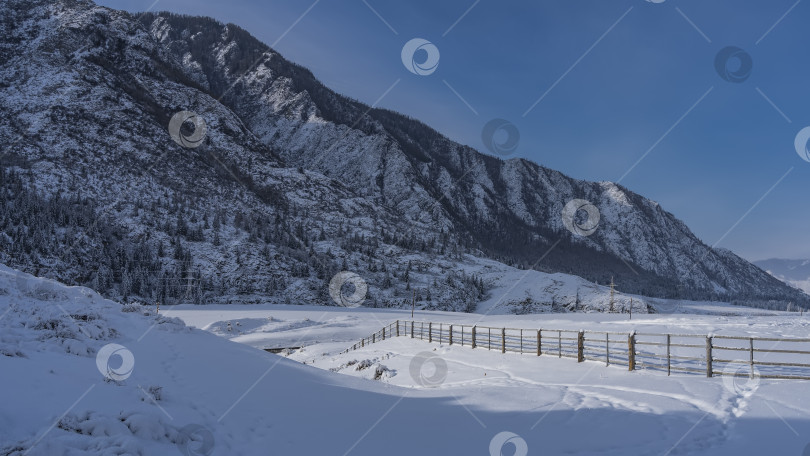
left=98, top=0, right=810, bottom=261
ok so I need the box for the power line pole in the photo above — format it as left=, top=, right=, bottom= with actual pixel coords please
left=609, top=276, right=615, bottom=313
left=183, top=273, right=193, bottom=303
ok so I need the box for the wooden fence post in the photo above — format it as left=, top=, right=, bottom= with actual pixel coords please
left=340, top=325, right=810, bottom=378
left=706, top=336, right=713, bottom=378
left=520, top=329, right=524, bottom=354
left=666, top=334, right=671, bottom=376
left=628, top=333, right=635, bottom=371
left=749, top=338, right=754, bottom=379
left=537, top=329, right=542, bottom=356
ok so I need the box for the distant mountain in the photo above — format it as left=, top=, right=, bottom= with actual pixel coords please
left=754, top=259, right=810, bottom=294
left=0, top=0, right=806, bottom=308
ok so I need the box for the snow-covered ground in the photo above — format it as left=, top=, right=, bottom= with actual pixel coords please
left=3, top=264, right=810, bottom=455
left=164, top=299, right=795, bottom=353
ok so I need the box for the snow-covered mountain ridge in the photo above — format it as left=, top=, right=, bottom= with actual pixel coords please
left=754, top=258, right=810, bottom=295
left=0, top=0, right=805, bottom=308
left=135, top=8, right=804, bottom=304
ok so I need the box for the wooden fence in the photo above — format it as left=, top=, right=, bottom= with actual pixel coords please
left=341, top=320, right=810, bottom=380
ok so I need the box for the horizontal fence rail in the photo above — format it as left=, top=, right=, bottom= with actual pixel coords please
left=339, top=320, right=810, bottom=380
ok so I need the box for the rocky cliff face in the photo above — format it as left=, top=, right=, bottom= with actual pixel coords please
left=0, top=0, right=804, bottom=308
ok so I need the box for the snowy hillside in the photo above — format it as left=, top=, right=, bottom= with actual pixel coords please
left=0, top=0, right=805, bottom=312
left=0, top=265, right=520, bottom=455
left=0, top=0, right=486, bottom=310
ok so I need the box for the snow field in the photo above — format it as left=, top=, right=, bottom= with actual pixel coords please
left=3, top=266, right=810, bottom=455
left=167, top=303, right=810, bottom=455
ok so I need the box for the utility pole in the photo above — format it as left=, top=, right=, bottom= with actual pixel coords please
left=609, top=276, right=615, bottom=313
left=183, top=273, right=193, bottom=304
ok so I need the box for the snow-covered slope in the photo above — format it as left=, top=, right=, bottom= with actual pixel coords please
left=0, top=0, right=805, bottom=310
left=0, top=0, right=484, bottom=310
left=0, top=265, right=507, bottom=455
left=5, top=264, right=810, bottom=455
